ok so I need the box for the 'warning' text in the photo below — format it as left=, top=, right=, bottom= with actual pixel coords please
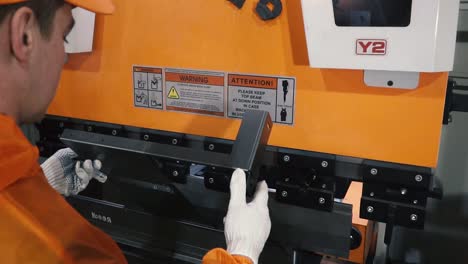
left=180, top=75, right=209, bottom=84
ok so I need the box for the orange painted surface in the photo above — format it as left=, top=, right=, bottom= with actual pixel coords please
left=49, top=0, right=447, bottom=167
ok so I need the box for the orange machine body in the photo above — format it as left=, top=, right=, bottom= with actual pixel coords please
left=49, top=0, right=447, bottom=168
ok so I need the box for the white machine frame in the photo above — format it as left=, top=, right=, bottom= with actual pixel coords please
left=301, top=0, right=460, bottom=73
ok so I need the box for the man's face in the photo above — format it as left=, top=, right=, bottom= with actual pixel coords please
left=22, top=4, right=74, bottom=123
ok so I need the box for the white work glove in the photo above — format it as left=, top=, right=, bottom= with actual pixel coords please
left=41, top=148, right=107, bottom=196
left=225, top=169, right=271, bottom=264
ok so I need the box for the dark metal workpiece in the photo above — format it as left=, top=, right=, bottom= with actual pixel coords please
left=60, top=110, right=272, bottom=196
left=230, top=110, right=272, bottom=195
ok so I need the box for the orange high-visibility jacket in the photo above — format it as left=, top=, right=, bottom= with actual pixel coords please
left=0, top=114, right=251, bottom=264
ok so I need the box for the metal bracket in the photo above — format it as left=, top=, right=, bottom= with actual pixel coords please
left=164, top=160, right=190, bottom=184
left=359, top=160, right=442, bottom=230
left=443, top=79, right=468, bottom=124
left=275, top=151, right=337, bottom=211
left=203, top=166, right=232, bottom=193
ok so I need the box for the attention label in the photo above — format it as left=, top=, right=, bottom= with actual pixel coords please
left=133, top=66, right=163, bottom=109
left=165, top=68, right=225, bottom=116
left=228, top=74, right=295, bottom=125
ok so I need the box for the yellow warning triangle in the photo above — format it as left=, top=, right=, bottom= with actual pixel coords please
left=168, top=87, right=180, bottom=99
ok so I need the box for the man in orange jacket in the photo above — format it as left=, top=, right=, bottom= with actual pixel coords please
left=0, top=1, right=271, bottom=263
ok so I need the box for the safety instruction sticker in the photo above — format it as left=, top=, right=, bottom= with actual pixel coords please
left=132, top=66, right=296, bottom=125
left=133, top=66, right=163, bottom=109
left=227, top=74, right=296, bottom=125
left=165, top=68, right=225, bottom=116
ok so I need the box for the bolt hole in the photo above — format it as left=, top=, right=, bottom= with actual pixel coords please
left=266, top=2, right=274, bottom=11
left=387, top=80, right=394, bottom=87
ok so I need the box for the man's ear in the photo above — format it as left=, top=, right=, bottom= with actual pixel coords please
left=9, top=7, right=36, bottom=63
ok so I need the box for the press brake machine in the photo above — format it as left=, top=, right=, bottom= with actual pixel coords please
left=36, top=0, right=460, bottom=263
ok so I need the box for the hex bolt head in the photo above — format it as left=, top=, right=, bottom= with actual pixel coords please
left=367, top=206, right=374, bottom=213
left=281, top=191, right=288, bottom=198
left=208, top=144, right=215, bottom=151
left=401, top=188, right=407, bottom=195
left=319, top=197, right=326, bottom=204
left=321, top=161, right=328, bottom=168
left=87, top=126, right=93, bottom=132
left=413, top=200, right=418, bottom=204
left=172, top=171, right=179, bottom=177
left=415, top=175, right=423, bottom=182
left=208, top=178, right=214, bottom=184
left=370, top=168, right=378, bottom=175
left=143, top=135, right=149, bottom=141
left=322, top=184, right=327, bottom=189
left=172, top=139, right=178, bottom=145
left=370, top=192, right=375, bottom=197
left=112, top=130, right=117, bottom=136
left=283, top=155, right=290, bottom=162
left=410, top=214, right=418, bottom=221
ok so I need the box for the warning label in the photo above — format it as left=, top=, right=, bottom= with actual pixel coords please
left=132, top=65, right=296, bottom=125
left=133, top=66, right=163, bottom=109
left=165, top=68, right=225, bottom=116
left=228, top=74, right=295, bottom=125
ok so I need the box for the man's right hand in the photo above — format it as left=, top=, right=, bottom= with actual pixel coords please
left=224, top=169, right=271, bottom=264
left=41, top=148, right=107, bottom=196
